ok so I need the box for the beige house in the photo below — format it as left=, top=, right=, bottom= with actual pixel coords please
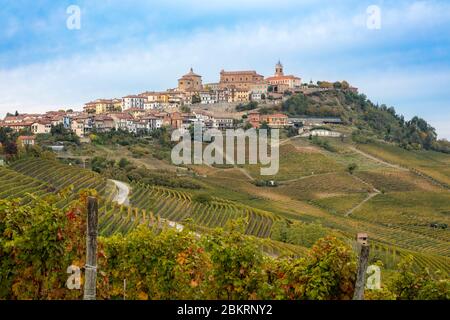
left=18, top=136, right=36, bottom=148
left=31, top=121, right=52, bottom=134
left=228, top=89, right=250, bottom=102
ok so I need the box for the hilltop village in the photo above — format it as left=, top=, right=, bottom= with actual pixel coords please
left=0, top=62, right=358, bottom=146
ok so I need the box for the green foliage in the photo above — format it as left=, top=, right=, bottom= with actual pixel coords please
left=0, top=193, right=90, bottom=299
left=287, top=126, right=298, bottom=137
left=90, top=156, right=114, bottom=173
left=91, top=156, right=202, bottom=189
left=191, top=94, right=201, bottom=104
left=181, top=105, right=191, bottom=113
left=271, top=221, right=329, bottom=248
left=236, top=101, right=258, bottom=112
left=282, top=90, right=445, bottom=154
left=272, top=236, right=356, bottom=300
left=0, top=127, right=18, bottom=159
left=388, top=255, right=450, bottom=300
left=1, top=193, right=447, bottom=300
left=100, top=225, right=210, bottom=300
left=192, top=193, right=212, bottom=203
left=347, top=163, right=358, bottom=174
left=50, top=124, right=80, bottom=145
left=202, top=220, right=266, bottom=299
left=311, top=136, right=336, bottom=152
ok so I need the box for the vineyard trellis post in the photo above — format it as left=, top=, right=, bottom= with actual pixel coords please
left=83, top=196, right=98, bottom=300
left=353, top=233, right=370, bottom=300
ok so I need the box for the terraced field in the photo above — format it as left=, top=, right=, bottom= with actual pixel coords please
left=355, top=168, right=441, bottom=192
left=10, top=158, right=107, bottom=200
left=244, top=143, right=344, bottom=181
left=0, top=166, right=52, bottom=203
left=357, top=142, right=450, bottom=187
left=2, top=152, right=449, bottom=275
left=275, top=172, right=369, bottom=200
left=129, top=182, right=277, bottom=238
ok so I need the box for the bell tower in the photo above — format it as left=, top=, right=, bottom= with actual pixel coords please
left=275, top=60, right=284, bottom=77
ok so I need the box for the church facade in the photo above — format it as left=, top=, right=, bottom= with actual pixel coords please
left=265, top=61, right=302, bottom=89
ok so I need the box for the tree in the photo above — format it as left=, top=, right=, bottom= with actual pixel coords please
left=191, top=94, right=201, bottom=104
left=341, top=81, right=350, bottom=90
left=333, top=81, right=342, bottom=89
left=192, top=193, right=212, bottom=204
left=118, top=158, right=130, bottom=169
left=347, top=163, right=358, bottom=174
left=181, top=105, right=191, bottom=113
left=260, top=121, right=269, bottom=130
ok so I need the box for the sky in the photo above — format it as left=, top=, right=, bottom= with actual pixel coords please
left=0, top=0, right=449, bottom=138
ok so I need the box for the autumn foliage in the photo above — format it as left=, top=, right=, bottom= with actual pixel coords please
left=0, top=194, right=448, bottom=300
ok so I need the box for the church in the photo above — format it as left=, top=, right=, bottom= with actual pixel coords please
left=265, top=61, right=302, bottom=89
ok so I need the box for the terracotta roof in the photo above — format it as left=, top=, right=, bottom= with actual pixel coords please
left=4, top=122, right=33, bottom=126
left=181, top=68, right=201, bottom=78
left=18, top=135, right=36, bottom=140
left=220, top=70, right=263, bottom=76
left=124, top=108, right=145, bottom=112
left=266, top=75, right=301, bottom=81
left=122, top=95, right=143, bottom=99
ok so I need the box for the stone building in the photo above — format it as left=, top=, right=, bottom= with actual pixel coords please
left=178, top=68, right=203, bottom=92
left=219, top=70, right=264, bottom=91
left=266, top=61, right=301, bottom=90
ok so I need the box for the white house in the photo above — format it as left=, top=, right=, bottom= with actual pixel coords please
left=199, top=91, right=217, bottom=104
left=122, top=95, right=145, bottom=110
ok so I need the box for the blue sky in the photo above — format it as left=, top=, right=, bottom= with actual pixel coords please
left=1, top=0, right=449, bottom=138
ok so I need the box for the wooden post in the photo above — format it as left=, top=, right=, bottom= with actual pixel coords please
left=83, top=197, right=98, bottom=300
left=353, top=243, right=370, bottom=300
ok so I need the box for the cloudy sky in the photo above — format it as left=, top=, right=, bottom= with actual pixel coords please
left=1, top=0, right=449, bottom=138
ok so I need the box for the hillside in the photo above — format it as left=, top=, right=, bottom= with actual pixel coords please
left=1, top=130, right=449, bottom=276
left=0, top=90, right=449, bottom=300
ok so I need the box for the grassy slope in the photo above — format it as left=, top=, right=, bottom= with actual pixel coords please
left=6, top=133, right=449, bottom=274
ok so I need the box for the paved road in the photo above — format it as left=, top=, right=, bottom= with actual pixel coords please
left=110, top=179, right=130, bottom=206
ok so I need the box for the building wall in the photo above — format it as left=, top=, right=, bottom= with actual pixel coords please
left=219, top=71, right=264, bottom=91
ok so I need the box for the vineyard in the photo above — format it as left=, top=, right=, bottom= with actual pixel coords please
left=128, top=182, right=277, bottom=238
left=0, top=158, right=297, bottom=254
left=1, top=154, right=449, bottom=275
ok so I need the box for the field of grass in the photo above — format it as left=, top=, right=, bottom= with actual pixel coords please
left=244, top=143, right=344, bottom=181
left=357, top=142, right=450, bottom=186
left=354, top=168, right=440, bottom=192
left=313, top=193, right=369, bottom=215
left=275, top=172, right=369, bottom=200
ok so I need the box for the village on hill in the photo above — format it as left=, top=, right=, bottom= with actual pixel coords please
left=0, top=61, right=357, bottom=147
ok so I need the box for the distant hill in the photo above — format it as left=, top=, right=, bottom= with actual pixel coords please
left=280, top=90, right=450, bottom=153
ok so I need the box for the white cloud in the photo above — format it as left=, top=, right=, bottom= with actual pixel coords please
left=0, top=0, right=449, bottom=138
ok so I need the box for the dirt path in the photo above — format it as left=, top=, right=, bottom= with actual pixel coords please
left=344, top=173, right=380, bottom=217
left=345, top=192, right=379, bottom=217
left=349, top=146, right=408, bottom=171
left=279, top=172, right=336, bottom=184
